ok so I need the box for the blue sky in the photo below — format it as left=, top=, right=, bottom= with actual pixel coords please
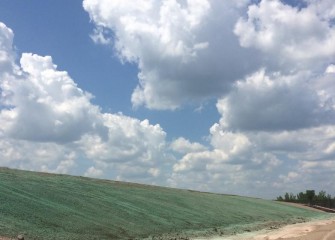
left=0, top=0, right=219, bottom=142
left=0, top=0, right=334, bottom=198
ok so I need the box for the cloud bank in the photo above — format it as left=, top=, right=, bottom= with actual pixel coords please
left=83, top=0, right=335, bottom=110
left=82, top=0, right=335, bottom=197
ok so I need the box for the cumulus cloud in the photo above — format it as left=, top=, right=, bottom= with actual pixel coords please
left=84, top=166, right=104, bottom=178
left=1, top=53, right=108, bottom=143
left=216, top=69, right=335, bottom=131
left=83, top=0, right=335, bottom=110
left=167, top=31, right=335, bottom=197
left=83, top=0, right=260, bottom=109
left=0, top=22, right=16, bottom=75
left=326, top=64, right=335, bottom=74
left=70, top=0, right=335, bottom=197
left=0, top=22, right=171, bottom=186
left=0, top=138, right=77, bottom=174
left=170, top=137, right=207, bottom=154
left=170, top=123, right=335, bottom=197
left=78, top=114, right=170, bottom=182
left=169, top=65, right=334, bottom=197
left=234, top=0, right=335, bottom=71
left=78, top=115, right=166, bottom=164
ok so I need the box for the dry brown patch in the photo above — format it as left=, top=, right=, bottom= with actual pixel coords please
left=277, top=201, right=325, bottom=213
left=0, top=237, right=12, bottom=240
left=198, top=218, right=335, bottom=240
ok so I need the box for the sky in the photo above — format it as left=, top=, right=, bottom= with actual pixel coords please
left=0, top=0, right=334, bottom=199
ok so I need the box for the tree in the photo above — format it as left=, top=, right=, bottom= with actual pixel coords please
left=277, top=196, right=283, bottom=201
left=289, top=193, right=296, bottom=202
left=276, top=190, right=334, bottom=209
left=296, top=192, right=306, bottom=203
left=326, top=194, right=332, bottom=208
left=315, top=190, right=327, bottom=206
left=306, top=190, right=315, bottom=206
left=284, top=192, right=290, bottom=201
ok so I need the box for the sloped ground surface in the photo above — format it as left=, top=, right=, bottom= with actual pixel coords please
left=0, top=168, right=327, bottom=240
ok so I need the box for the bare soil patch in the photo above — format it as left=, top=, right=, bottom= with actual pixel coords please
left=250, top=218, right=335, bottom=240
left=277, top=202, right=325, bottom=213
left=196, top=217, right=335, bottom=240
left=0, top=237, right=12, bottom=240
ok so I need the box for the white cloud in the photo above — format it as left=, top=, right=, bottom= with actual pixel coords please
left=0, top=22, right=171, bottom=186
left=169, top=65, right=335, bottom=196
left=0, top=22, right=16, bottom=75
left=83, top=0, right=259, bottom=109
left=0, top=138, right=76, bottom=173
left=306, top=0, right=335, bottom=21
left=170, top=137, right=207, bottom=154
left=84, top=0, right=335, bottom=110
left=77, top=114, right=170, bottom=183
left=70, top=0, right=335, bottom=197
left=79, top=115, right=166, bottom=163
left=170, top=122, right=335, bottom=198
left=90, top=26, right=113, bottom=45
left=216, top=69, right=335, bottom=131
left=273, top=159, right=335, bottom=193
left=234, top=0, right=335, bottom=71
left=148, top=167, right=160, bottom=177
left=41, top=152, right=77, bottom=174
left=1, top=52, right=107, bottom=143
left=326, top=64, right=335, bottom=73
left=84, top=166, right=104, bottom=178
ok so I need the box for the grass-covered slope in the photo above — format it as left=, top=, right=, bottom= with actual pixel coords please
left=0, top=168, right=326, bottom=240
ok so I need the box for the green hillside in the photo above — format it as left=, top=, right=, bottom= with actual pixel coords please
left=0, top=168, right=327, bottom=240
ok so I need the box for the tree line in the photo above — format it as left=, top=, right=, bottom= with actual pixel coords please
left=276, top=190, right=335, bottom=209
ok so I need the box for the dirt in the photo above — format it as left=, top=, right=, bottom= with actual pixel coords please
left=194, top=216, right=335, bottom=240
left=277, top=202, right=326, bottom=213
left=247, top=218, right=335, bottom=240
left=0, top=237, right=12, bottom=240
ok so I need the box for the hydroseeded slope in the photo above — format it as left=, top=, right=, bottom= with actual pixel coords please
left=0, top=168, right=326, bottom=240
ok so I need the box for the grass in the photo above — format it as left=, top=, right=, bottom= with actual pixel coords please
left=0, top=167, right=328, bottom=239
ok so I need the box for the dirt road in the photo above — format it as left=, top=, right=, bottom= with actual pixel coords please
left=195, top=217, right=335, bottom=240
left=249, top=218, right=335, bottom=240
